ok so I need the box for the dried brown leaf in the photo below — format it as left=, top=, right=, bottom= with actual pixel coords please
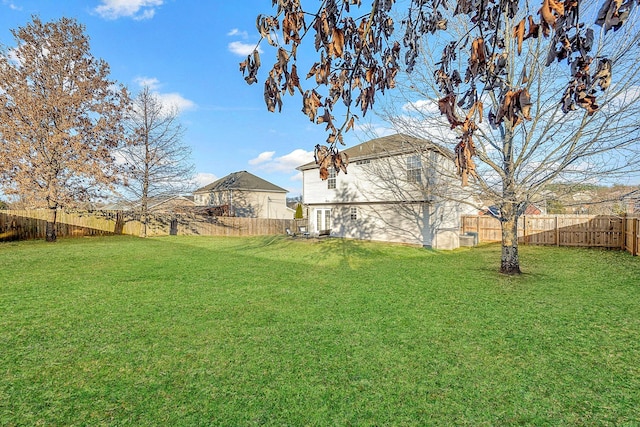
left=514, top=19, right=525, bottom=55
left=438, top=94, right=464, bottom=128
left=345, top=116, right=355, bottom=132
left=593, top=58, right=612, bottom=91
left=331, top=28, right=345, bottom=58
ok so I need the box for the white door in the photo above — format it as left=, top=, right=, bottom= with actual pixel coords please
left=316, top=208, right=331, bottom=232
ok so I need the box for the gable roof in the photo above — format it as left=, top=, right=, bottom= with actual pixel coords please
left=620, top=189, right=640, bottom=200
left=482, top=203, right=544, bottom=217
left=147, top=195, right=195, bottom=210
left=297, top=133, right=452, bottom=171
left=194, top=171, right=287, bottom=194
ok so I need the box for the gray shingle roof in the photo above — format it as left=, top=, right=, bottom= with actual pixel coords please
left=194, top=171, right=287, bottom=194
left=296, top=133, right=452, bottom=171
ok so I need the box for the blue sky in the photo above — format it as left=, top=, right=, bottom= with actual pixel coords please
left=0, top=0, right=376, bottom=197
left=4, top=0, right=635, bottom=199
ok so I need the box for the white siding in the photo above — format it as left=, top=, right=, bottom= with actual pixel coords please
left=307, top=202, right=462, bottom=249
left=301, top=149, right=478, bottom=249
left=303, top=154, right=432, bottom=205
left=252, top=191, right=292, bottom=219
left=193, top=189, right=290, bottom=219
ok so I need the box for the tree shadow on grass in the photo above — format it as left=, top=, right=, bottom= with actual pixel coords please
left=463, top=242, right=558, bottom=284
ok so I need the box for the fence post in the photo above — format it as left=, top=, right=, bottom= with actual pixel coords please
left=476, top=216, right=480, bottom=243
left=621, top=214, right=627, bottom=251
left=631, top=217, right=640, bottom=256
left=555, top=215, right=559, bottom=246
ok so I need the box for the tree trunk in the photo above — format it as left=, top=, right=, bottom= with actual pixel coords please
left=500, top=204, right=521, bottom=275
left=45, top=207, right=57, bottom=242
left=140, top=199, right=148, bottom=238
left=499, top=122, right=521, bottom=274
left=141, top=128, right=150, bottom=238
left=114, top=211, right=124, bottom=235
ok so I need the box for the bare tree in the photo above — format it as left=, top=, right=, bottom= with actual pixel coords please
left=0, top=17, right=128, bottom=241
left=378, top=0, right=640, bottom=272
left=119, top=86, right=194, bottom=237
left=243, top=0, right=640, bottom=273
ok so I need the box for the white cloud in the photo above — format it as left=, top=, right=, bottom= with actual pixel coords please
left=133, top=77, right=196, bottom=113
left=191, top=172, right=217, bottom=188
left=402, top=99, right=440, bottom=114
left=2, top=1, right=21, bottom=11
left=251, top=148, right=314, bottom=173
left=134, top=76, right=160, bottom=91
left=249, top=151, right=275, bottom=165
left=227, top=28, right=249, bottom=39
left=273, top=149, right=315, bottom=171
left=94, top=0, right=163, bottom=20
left=156, top=92, right=196, bottom=113
left=353, top=121, right=395, bottom=138
left=228, top=41, right=261, bottom=57
left=605, top=84, right=640, bottom=110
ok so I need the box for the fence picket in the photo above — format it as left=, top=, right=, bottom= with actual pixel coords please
left=1, top=210, right=300, bottom=241
left=462, top=214, right=638, bottom=256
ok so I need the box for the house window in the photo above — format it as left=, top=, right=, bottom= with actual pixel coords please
left=407, top=155, right=422, bottom=183
left=355, top=159, right=370, bottom=165
left=350, top=207, right=357, bottom=220
left=328, top=168, right=336, bottom=189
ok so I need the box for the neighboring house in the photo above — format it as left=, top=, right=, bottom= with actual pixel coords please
left=481, top=203, right=545, bottom=217
left=148, top=195, right=196, bottom=213
left=570, top=191, right=595, bottom=214
left=297, top=134, right=478, bottom=249
left=524, top=203, right=545, bottom=215
left=618, top=189, right=640, bottom=214
left=193, top=171, right=292, bottom=219
left=544, top=186, right=639, bottom=215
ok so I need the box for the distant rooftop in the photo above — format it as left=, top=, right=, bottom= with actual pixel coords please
left=194, top=171, right=287, bottom=194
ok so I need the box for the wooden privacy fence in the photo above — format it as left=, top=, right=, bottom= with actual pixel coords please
left=461, top=214, right=640, bottom=256
left=0, top=210, right=298, bottom=241
left=0, top=210, right=119, bottom=240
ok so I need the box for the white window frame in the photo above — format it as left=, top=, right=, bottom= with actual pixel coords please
left=407, top=154, right=422, bottom=184
left=327, top=168, right=336, bottom=190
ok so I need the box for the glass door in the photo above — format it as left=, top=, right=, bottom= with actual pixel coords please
left=316, top=208, right=331, bottom=232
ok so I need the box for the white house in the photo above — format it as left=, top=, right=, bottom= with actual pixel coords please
left=193, top=171, right=293, bottom=219
left=297, top=134, right=478, bottom=249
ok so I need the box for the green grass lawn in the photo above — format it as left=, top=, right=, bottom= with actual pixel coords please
left=1, top=236, right=639, bottom=426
